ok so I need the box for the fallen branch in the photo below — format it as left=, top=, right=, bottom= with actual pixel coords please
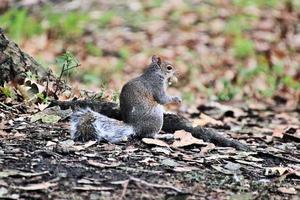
left=129, top=176, right=186, bottom=194
left=111, top=176, right=187, bottom=194
left=50, top=100, right=250, bottom=150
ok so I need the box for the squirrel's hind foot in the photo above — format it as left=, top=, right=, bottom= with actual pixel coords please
left=71, top=109, right=99, bottom=142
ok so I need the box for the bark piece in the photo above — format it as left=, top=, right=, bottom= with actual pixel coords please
left=0, top=28, right=46, bottom=85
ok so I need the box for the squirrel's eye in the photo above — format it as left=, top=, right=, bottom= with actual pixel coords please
left=167, top=65, right=173, bottom=70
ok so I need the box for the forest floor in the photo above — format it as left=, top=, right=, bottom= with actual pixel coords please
left=0, top=0, right=300, bottom=199
left=0, top=99, right=299, bottom=199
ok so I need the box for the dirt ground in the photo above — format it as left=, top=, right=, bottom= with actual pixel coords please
left=1, top=101, right=299, bottom=200
left=0, top=0, right=300, bottom=199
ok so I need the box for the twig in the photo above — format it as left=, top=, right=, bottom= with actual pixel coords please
left=45, top=69, right=51, bottom=97
left=12, top=96, right=36, bottom=108
left=54, top=61, right=80, bottom=96
left=54, top=63, right=66, bottom=95
left=0, top=102, right=19, bottom=112
left=111, top=177, right=190, bottom=198
left=254, top=169, right=300, bottom=199
left=120, top=180, right=129, bottom=200
left=129, top=176, right=187, bottom=194
left=257, top=151, right=300, bottom=164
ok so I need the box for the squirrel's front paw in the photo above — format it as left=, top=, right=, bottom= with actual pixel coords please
left=172, top=96, right=182, bottom=104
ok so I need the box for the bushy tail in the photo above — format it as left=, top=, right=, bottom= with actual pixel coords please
left=70, top=108, right=135, bottom=143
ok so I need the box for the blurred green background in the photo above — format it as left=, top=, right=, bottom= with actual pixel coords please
left=1, top=0, right=299, bottom=103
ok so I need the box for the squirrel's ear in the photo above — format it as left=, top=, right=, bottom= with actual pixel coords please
left=151, top=55, right=161, bottom=65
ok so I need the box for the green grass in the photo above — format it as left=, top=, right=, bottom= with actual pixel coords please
left=86, top=43, right=103, bottom=57
left=99, top=10, right=116, bottom=27
left=0, top=7, right=90, bottom=42
left=114, top=47, right=131, bottom=72
left=1, top=1, right=298, bottom=102
left=217, top=80, right=239, bottom=101
left=0, top=83, right=16, bottom=99
left=82, top=73, right=103, bottom=85
left=55, top=51, right=79, bottom=78
left=233, top=37, right=255, bottom=59
left=0, top=8, right=42, bottom=42
left=42, top=7, right=90, bottom=39
left=182, top=91, right=196, bottom=104
left=233, top=0, right=281, bottom=7
left=282, top=75, right=300, bottom=90
left=225, top=15, right=256, bottom=36
left=81, top=68, right=113, bottom=86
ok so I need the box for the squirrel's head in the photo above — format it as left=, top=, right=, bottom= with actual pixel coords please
left=151, top=55, right=178, bottom=84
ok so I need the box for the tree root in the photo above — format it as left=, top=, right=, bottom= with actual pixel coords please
left=50, top=100, right=250, bottom=151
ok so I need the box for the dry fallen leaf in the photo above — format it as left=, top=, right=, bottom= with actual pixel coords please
left=56, top=140, right=97, bottom=153
left=87, top=160, right=120, bottom=168
left=272, top=127, right=285, bottom=138
left=142, top=138, right=170, bottom=147
left=264, top=167, right=291, bottom=176
left=10, top=132, right=26, bottom=139
left=16, top=85, right=33, bottom=101
left=0, top=169, right=48, bottom=178
left=172, top=130, right=207, bottom=148
left=211, top=165, right=234, bottom=175
left=160, top=158, right=179, bottom=167
left=277, top=187, right=297, bottom=195
left=139, top=158, right=157, bottom=165
left=200, top=143, right=216, bottom=155
left=0, top=130, right=9, bottom=138
left=173, top=166, right=199, bottom=172
left=192, top=113, right=224, bottom=127
left=14, top=181, right=57, bottom=191
left=73, top=141, right=97, bottom=151
left=31, top=106, right=72, bottom=123
left=73, top=186, right=114, bottom=191
left=46, top=141, right=57, bottom=147
left=37, top=102, right=50, bottom=111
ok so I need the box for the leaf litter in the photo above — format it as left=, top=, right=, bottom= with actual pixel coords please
left=0, top=0, right=300, bottom=199
left=1, top=102, right=299, bottom=198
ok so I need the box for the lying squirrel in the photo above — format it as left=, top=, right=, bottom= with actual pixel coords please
left=71, top=55, right=181, bottom=142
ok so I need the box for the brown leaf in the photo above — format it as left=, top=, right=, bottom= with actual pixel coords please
left=73, top=141, right=97, bottom=151
left=272, top=127, right=284, bottom=138
left=264, top=167, right=290, bottom=176
left=192, top=113, right=224, bottom=127
left=0, top=130, right=9, bottom=138
left=173, top=166, right=199, bottom=172
left=56, top=140, right=97, bottom=153
left=277, top=187, right=297, bottom=195
left=37, top=102, right=50, bottom=111
left=211, top=165, right=234, bottom=175
left=142, top=138, right=170, bottom=147
left=172, top=130, right=207, bottom=148
left=87, top=160, right=120, bottom=168
left=139, top=158, right=157, bottom=166
left=14, top=181, right=57, bottom=191
left=73, top=186, right=114, bottom=191
left=0, top=169, right=48, bottom=178
left=200, top=143, right=216, bottom=155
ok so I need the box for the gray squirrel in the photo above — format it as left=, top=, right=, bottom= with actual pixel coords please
left=71, top=55, right=181, bottom=142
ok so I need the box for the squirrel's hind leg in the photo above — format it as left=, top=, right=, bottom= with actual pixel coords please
left=71, top=109, right=99, bottom=142
left=154, top=133, right=174, bottom=140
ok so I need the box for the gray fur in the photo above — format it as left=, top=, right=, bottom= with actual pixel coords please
left=71, top=56, right=181, bottom=142
left=71, top=108, right=135, bottom=143
left=120, top=61, right=180, bottom=138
